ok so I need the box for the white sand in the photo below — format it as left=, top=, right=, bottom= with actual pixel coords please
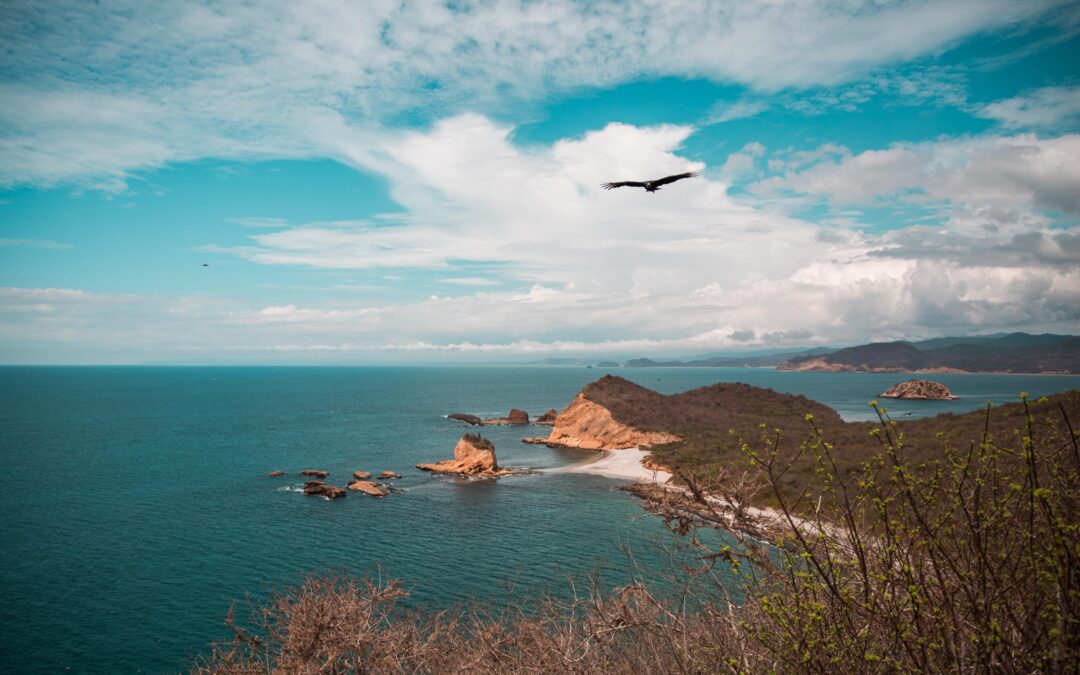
left=551, top=448, right=672, bottom=483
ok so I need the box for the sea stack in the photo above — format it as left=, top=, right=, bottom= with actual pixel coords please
left=880, top=379, right=957, bottom=400
left=535, top=408, right=559, bottom=425
left=417, top=434, right=522, bottom=477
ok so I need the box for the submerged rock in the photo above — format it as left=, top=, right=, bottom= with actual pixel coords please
left=352, top=470, right=372, bottom=480
left=303, top=481, right=346, bottom=499
left=268, top=470, right=285, bottom=477
left=300, top=470, right=330, bottom=479
left=379, top=470, right=401, bottom=479
left=347, top=480, right=387, bottom=496
left=417, top=434, right=525, bottom=477
left=880, top=380, right=957, bottom=400
left=448, top=413, right=482, bottom=426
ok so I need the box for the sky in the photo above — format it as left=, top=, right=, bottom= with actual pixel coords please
left=1, top=0, right=1079, bottom=364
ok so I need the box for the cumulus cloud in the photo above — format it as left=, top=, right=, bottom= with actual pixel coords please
left=4, top=116, right=1078, bottom=362
left=0, top=0, right=1070, bottom=189
left=977, top=85, right=1080, bottom=129
left=752, top=134, right=1080, bottom=229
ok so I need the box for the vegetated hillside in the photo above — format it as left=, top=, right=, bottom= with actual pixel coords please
left=624, top=348, right=830, bottom=368
left=583, top=375, right=1080, bottom=508
left=913, top=331, right=1072, bottom=350
left=779, top=332, right=1080, bottom=373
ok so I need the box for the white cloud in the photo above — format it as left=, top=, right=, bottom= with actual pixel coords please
left=978, top=85, right=1080, bottom=129
left=0, top=238, right=73, bottom=249
left=0, top=0, right=1071, bottom=189
left=3, top=117, right=1078, bottom=362
left=752, top=133, right=1080, bottom=229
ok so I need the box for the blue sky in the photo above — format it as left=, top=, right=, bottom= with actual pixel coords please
left=1, top=0, right=1079, bottom=364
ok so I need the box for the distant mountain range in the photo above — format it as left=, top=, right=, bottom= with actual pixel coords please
left=777, top=333, right=1080, bottom=374
left=616, top=333, right=1079, bottom=374
left=624, top=348, right=832, bottom=369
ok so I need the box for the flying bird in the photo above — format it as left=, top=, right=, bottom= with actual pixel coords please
left=601, top=171, right=700, bottom=193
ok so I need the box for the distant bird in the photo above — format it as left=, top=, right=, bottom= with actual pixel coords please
left=601, top=171, right=700, bottom=193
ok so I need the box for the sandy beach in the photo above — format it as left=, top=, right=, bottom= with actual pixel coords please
left=549, top=447, right=672, bottom=483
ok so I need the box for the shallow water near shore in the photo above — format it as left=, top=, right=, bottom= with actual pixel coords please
left=1, top=365, right=1077, bottom=672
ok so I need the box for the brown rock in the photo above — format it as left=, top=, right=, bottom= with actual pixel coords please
left=268, top=470, right=285, bottom=477
left=507, top=408, right=529, bottom=424
left=347, top=480, right=387, bottom=496
left=417, top=434, right=522, bottom=477
left=448, top=413, right=482, bottom=425
left=880, top=380, right=957, bottom=400
left=300, top=470, right=329, bottom=478
left=535, top=408, right=559, bottom=425
left=379, top=470, right=401, bottom=479
left=352, top=470, right=372, bottom=480
left=303, top=482, right=346, bottom=499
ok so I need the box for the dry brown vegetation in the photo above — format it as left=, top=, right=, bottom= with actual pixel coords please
left=460, top=433, right=494, bottom=450
left=196, top=388, right=1080, bottom=673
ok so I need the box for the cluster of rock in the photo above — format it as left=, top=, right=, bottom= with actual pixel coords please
left=417, top=434, right=528, bottom=478
left=448, top=408, right=560, bottom=426
left=268, top=468, right=402, bottom=499
left=880, top=379, right=957, bottom=400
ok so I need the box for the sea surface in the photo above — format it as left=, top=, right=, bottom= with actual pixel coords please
left=1, top=366, right=1078, bottom=672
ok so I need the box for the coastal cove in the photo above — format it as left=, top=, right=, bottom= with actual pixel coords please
left=2, top=366, right=1079, bottom=671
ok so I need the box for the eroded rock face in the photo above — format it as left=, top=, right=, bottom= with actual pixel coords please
left=417, top=435, right=520, bottom=477
left=448, top=413, right=482, bottom=426
left=507, top=409, right=529, bottom=424
left=303, top=481, right=346, bottom=499
left=300, top=470, right=330, bottom=479
left=524, top=393, right=680, bottom=450
left=347, top=480, right=387, bottom=496
left=880, top=380, right=957, bottom=400
left=535, top=408, right=559, bottom=425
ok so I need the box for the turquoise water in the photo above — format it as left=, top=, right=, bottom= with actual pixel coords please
left=1, top=366, right=1077, bottom=672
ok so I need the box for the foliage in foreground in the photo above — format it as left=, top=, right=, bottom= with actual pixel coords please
left=195, top=394, right=1080, bottom=673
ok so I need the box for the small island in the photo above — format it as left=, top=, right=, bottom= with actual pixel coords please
left=880, top=379, right=957, bottom=400
left=417, top=434, right=528, bottom=477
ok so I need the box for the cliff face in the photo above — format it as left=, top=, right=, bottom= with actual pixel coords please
left=534, top=393, right=680, bottom=450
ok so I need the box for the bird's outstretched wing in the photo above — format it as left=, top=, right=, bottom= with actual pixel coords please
left=601, top=181, right=645, bottom=190
left=652, top=171, right=700, bottom=187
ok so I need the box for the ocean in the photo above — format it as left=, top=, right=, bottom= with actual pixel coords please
left=2, top=366, right=1077, bottom=672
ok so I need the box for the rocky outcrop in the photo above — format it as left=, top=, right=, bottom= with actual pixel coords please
left=477, top=409, right=532, bottom=425
left=880, top=380, right=957, bottom=400
left=379, top=470, right=401, bottom=479
left=347, top=480, right=387, bottom=496
left=535, top=408, right=559, bottom=425
left=450, top=410, right=533, bottom=425
left=448, top=413, right=482, bottom=426
left=303, top=481, right=346, bottom=499
left=417, top=434, right=524, bottom=477
left=352, top=470, right=372, bottom=480
left=524, top=393, right=680, bottom=450
left=300, top=470, right=330, bottom=479
left=268, top=470, right=284, bottom=477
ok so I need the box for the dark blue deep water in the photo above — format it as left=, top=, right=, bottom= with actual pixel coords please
left=2, top=366, right=1078, bottom=672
